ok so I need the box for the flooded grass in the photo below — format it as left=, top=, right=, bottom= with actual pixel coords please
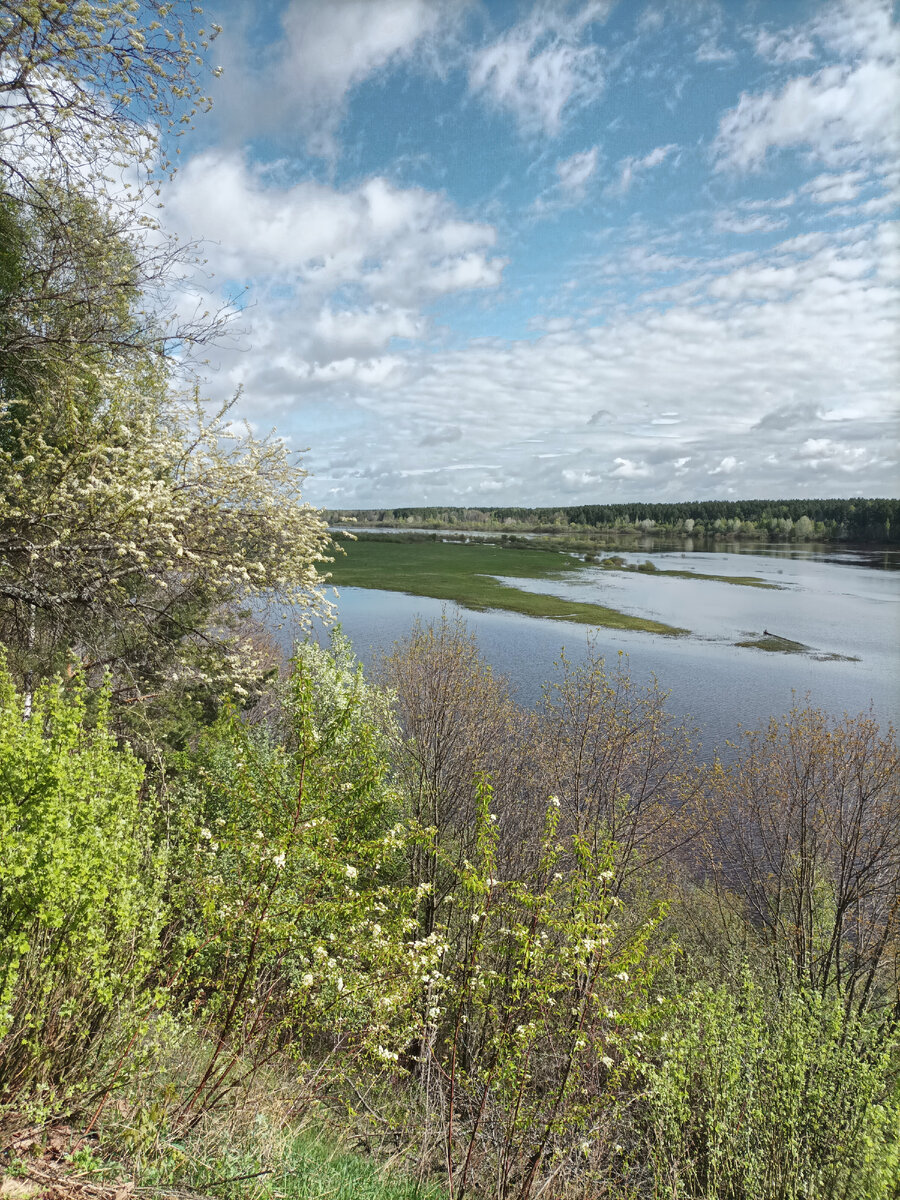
left=735, top=634, right=810, bottom=653
left=655, top=568, right=780, bottom=589
left=325, top=537, right=687, bottom=636
left=596, top=556, right=780, bottom=589
left=734, top=633, right=860, bottom=661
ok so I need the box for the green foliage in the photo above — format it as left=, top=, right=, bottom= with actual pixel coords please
left=165, top=635, right=433, bottom=1124
left=0, top=188, right=153, bottom=406
left=0, top=664, right=165, bottom=1107
left=419, top=784, right=667, bottom=1199
left=639, top=979, right=900, bottom=1200
left=1, top=618, right=897, bottom=1200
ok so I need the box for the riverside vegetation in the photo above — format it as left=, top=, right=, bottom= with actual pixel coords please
left=1, top=625, right=899, bottom=1200
left=1, top=5, right=899, bottom=1197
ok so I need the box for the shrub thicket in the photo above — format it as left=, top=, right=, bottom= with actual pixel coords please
left=1, top=626, right=898, bottom=1200
left=0, top=666, right=165, bottom=1110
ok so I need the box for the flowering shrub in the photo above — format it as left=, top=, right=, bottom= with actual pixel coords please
left=0, top=385, right=334, bottom=723
left=414, top=781, right=667, bottom=1199
left=166, top=636, right=438, bottom=1124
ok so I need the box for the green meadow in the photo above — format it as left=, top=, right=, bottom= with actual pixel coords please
left=325, top=536, right=687, bottom=635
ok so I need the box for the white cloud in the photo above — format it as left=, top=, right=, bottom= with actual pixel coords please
left=610, top=457, right=651, bottom=479
left=468, top=6, right=610, bottom=137
left=287, top=218, right=898, bottom=506
left=751, top=28, right=816, bottom=64
left=607, top=144, right=678, bottom=196
left=164, top=151, right=505, bottom=406
left=313, top=307, right=423, bottom=357
left=696, top=39, right=735, bottom=64
left=556, top=146, right=599, bottom=196
left=213, top=0, right=466, bottom=156
left=714, top=211, right=790, bottom=235
left=533, top=145, right=600, bottom=214
left=709, top=456, right=739, bottom=475
left=167, top=154, right=502, bottom=303
left=714, top=58, right=900, bottom=172
left=814, top=0, right=900, bottom=64
left=797, top=438, right=885, bottom=473
left=802, top=170, right=867, bottom=204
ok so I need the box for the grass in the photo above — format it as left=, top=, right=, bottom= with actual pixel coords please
left=734, top=633, right=860, bottom=661
left=2, top=1129, right=447, bottom=1200
left=652, top=568, right=779, bottom=589
left=596, top=556, right=779, bottom=589
left=265, top=1133, right=445, bottom=1200
left=140, top=1130, right=447, bottom=1200
left=325, top=536, right=687, bottom=636
left=735, top=634, right=810, bottom=654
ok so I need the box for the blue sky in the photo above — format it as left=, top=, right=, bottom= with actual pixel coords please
left=163, top=0, right=900, bottom=507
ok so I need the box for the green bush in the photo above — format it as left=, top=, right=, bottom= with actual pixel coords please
left=638, top=977, right=900, bottom=1199
left=164, top=635, right=435, bottom=1126
left=0, top=667, right=166, bottom=1110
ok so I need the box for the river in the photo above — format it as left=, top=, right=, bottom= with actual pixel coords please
left=297, top=541, right=900, bottom=758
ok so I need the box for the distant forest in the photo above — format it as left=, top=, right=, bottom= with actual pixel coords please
left=327, top=497, right=899, bottom=544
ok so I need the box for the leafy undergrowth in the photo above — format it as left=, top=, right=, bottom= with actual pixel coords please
left=0, top=1120, right=446, bottom=1200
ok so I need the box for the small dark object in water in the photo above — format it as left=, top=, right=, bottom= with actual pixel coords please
left=763, top=629, right=772, bottom=636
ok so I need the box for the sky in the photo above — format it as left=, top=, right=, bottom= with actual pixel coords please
left=162, top=0, right=900, bottom=508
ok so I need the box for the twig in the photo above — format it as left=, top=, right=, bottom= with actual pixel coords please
left=207, top=1167, right=274, bottom=1188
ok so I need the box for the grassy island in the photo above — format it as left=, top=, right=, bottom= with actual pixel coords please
left=325, top=536, right=688, bottom=636
left=594, top=555, right=781, bottom=589
left=735, top=632, right=860, bottom=661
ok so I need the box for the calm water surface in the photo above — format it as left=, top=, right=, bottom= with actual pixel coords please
left=298, top=544, right=900, bottom=758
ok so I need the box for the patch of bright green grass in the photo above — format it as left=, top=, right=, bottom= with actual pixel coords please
left=136, top=1128, right=445, bottom=1200
left=326, top=537, right=686, bottom=636
left=274, top=1132, right=446, bottom=1200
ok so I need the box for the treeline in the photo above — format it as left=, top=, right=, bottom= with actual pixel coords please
left=329, top=497, right=899, bottom=544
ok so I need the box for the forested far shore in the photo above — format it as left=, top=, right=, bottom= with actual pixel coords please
left=326, top=496, right=899, bottom=544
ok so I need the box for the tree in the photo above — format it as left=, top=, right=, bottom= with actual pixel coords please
left=378, top=614, right=545, bottom=938
left=0, top=375, right=333, bottom=732
left=698, top=705, right=900, bottom=1016
left=0, top=3, right=335, bottom=739
left=0, top=1, right=232, bottom=380
left=0, top=1, right=218, bottom=209
left=540, top=642, right=699, bottom=884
